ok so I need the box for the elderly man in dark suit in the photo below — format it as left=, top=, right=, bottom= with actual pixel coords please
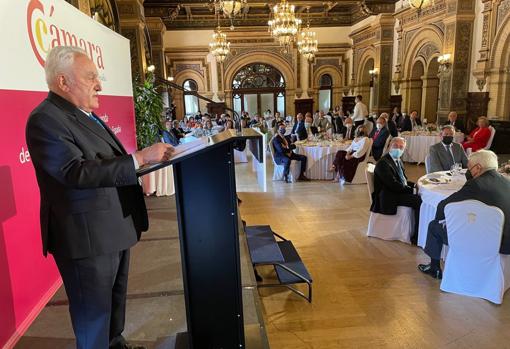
left=370, top=137, right=422, bottom=243
left=428, top=125, right=468, bottom=173
left=370, top=116, right=390, bottom=161
left=418, top=150, right=510, bottom=279
left=444, top=111, right=465, bottom=134
left=272, top=122, right=309, bottom=183
left=290, top=112, right=308, bottom=141
left=340, top=117, right=356, bottom=140
left=26, top=46, right=173, bottom=349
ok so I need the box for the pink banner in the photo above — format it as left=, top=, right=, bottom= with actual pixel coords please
left=0, top=89, right=136, bottom=348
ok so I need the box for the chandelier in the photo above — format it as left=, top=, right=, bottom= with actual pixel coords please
left=209, top=12, right=230, bottom=63
left=268, top=0, right=302, bottom=50
left=297, top=8, right=318, bottom=62
left=219, top=0, right=246, bottom=18
left=408, top=0, right=433, bottom=13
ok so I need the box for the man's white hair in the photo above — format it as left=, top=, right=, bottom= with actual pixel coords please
left=45, top=46, right=88, bottom=87
left=390, top=136, right=406, bottom=147
left=441, top=125, right=455, bottom=133
left=468, top=150, right=498, bottom=171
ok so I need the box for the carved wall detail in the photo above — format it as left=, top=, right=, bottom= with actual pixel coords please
left=497, top=0, right=510, bottom=29
left=175, top=63, right=204, bottom=76
left=417, top=43, right=440, bottom=62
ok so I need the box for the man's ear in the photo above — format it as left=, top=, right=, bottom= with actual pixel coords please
left=56, top=75, right=71, bottom=92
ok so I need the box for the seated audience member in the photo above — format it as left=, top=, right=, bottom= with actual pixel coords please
left=305, top=113, right=318, bottom=136
left=370, top=137, right=422, bottom=243
left=340, top=117, right=356, bottom=140
left=383, top=112, right=398, bottom=137
left=418, top=150, right=510, bottom=279
left=428, top=125, right=468, bottom=172
left=225, top=119, right=234, bottom=130
left=216, top=114, right=226, bottom=126
left=291, top=113, right=307, bottom=141
left=391, top=106, right=403, bottom=127
left=171, top=120, right=185, bottom=140
left=462, top=116, right=492, bottom=152
left=330, top=125, right=370, bottom=183
left=272, top=122, right=309, bottom=183
left=400, top=110, right=421, bottom=131
left=313, top=111, right=331, bottom=132
left=370, top=116, right=391, bottom=161
left=444, top=111, right=464, bottom=133
left=162, top=120, right=179, bottom=146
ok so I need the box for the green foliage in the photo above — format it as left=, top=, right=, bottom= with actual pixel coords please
left=133, top=72, right=164, bottom=149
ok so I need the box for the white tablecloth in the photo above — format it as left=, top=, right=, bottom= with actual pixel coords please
left=142, top=166, right=175, bottom=196
left=417, top=171, right=465, bottom=248
left=401, top=132, right=464, bottom=164
left=295, top=141, right=350, bottom=180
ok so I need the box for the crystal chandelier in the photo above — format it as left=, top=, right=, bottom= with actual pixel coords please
left=219, top=0, right=246, bottom=18
left=209, top=14, right=231, bottom=63
left=408, top=0, right=433, bottom=13
left=268, top=0, right=302, bottom=50
left=297, top=8, right=318, bottom=62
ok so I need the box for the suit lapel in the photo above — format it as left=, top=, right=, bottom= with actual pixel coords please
left=76, top=112, right=124, bottom=154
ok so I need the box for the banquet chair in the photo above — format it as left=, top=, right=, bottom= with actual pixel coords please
left=349, top=138, right=373, bottom=184
left=268, top=136, right=298, bottom=182
left=365, top=163, right=414, bottom=244
left=440, top=200, right=510, bottom=304
left=425, top=154, right=432, bottom=174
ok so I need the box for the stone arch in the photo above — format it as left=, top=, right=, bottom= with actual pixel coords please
left=173, top=70, right=208, bottom=119
left=355, top=50, right=375, bottom=111
left=402, top=26, right=443, bottom=79
left=312, top=65, right=343, bottom=111
left=408, top=60, right=425, bottom=115
left=488, top=13, right=510, bottom=117
left=422, top=57, right=440, bottom=122
left=224, top=50, right=296, bottom=115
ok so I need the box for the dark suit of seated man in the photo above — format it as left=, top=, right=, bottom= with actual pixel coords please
left=370, top=116, right=390, bottom=161
left=443, top=111, right=465, bottom=134
left=370, top=137, right=422, bottom=243
left=418, top=150, right=510, bottom=279
left=26, top=46, right=173, bottom=349
left=273, top=122, right=309, bottom=183
left=428, top=125, right=468, bottom=173
left=291, top=113, right=308, bottom=141
left=340, top=117, right=356, bottom=140
left=162, top=120, right=180, bottom=146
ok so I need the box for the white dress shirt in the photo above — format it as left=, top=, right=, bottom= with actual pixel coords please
left=346, top=136, right=370, bottom=158
left=351, top=101, right=368, bottom=122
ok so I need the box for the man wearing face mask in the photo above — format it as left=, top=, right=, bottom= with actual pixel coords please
left=418, top=150, right=510, bottom=279
left=340, top=117, right=355, bottom=140
left=370, top=116, right=390, bottom=161
left=272, top=122, right=309, bottom=182
left=291, top=113, right=308, bottom=141
left=370, top=137, right=422, bottom=243
left=305, top=113, right=318, bottom=136
left=428, top=125, right=467, bottom=173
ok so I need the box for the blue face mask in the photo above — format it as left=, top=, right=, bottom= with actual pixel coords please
left=389, top=148, right=404, bottom=159
left=279, top=128, right=286, bottom=135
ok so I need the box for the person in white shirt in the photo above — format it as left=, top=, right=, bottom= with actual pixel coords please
left=351, top=95, right=368, bottom=128
left=330, top=125, right=370, bottom=183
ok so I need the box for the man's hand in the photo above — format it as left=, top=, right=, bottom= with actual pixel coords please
left=134, top=143, right=174, bottom=167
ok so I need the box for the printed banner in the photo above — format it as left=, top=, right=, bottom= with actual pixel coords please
left=0, top=0, right=136, bottom=347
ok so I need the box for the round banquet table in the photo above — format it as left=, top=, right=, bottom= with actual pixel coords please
left=294, top=140, right=350, bottom=180
left=400, top=132, right=464, bottom=164
left=142, top=165, right=175, bottom=196
left=417, top=171, right=466, bottom=248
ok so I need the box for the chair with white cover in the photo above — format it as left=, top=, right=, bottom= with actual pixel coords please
left=425, top=154, right=432, bottom=174
left=349, top=138, right=373, bottom=184
left=365, top=163, right=414, bottom=244
left=440, top=200, right=510, bottom=304
left=465, top=126, right=496, bottom=155
left=269, top=136, right=298, bottom=182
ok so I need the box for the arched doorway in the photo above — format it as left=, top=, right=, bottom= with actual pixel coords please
left=421, top=58, right=440, bottom=122
left=360, top=58, right=374, bottom=111
left=231, top=63, right=285, bottom=117
left=318, top=74, right=333, bottom=112
left=409, top=61, right=424, bottom=115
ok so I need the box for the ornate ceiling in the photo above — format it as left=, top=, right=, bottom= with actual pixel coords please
left=143, top=0, right=397, bottom=30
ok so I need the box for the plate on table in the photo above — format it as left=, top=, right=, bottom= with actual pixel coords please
left=422, top=175, right=450, bottom=185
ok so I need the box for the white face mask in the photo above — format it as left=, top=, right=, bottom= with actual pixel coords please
left=376, top=123, right=383, bottom=130
left=305, top=122, right=311, bottom=128
left=346, top=124, right=352, bottom=128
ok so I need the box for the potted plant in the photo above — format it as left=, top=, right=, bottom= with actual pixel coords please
left=133, top=71, right=164, bottom=194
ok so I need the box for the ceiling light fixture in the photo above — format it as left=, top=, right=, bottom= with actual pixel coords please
left=268, top=0, right=302, bottom=52
left=297, top=7, right=318, bottom=62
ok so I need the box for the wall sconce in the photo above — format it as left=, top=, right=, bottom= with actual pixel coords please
left=369, top=68, right=378, bottom=87
left=147, top=65, right=156, bottom=73
left=167, top=76, right=174, bottom=82
left=437, top=54, right=451, bottom=73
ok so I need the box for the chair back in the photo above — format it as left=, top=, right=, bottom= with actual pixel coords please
left=485, top=126, right=496, bottom=150
left=363, top=138, right=373, bottom=161
left=365, top=163, right=376, bottom=203
left=364, top=120, right=374, bottom=136
left=268, top=136, right=278, bottom=165
left=383, top=135, right=393, bottom=155
left=444, top=200, right=504, bottom=258
left=425, top=154, right=432, bottom=174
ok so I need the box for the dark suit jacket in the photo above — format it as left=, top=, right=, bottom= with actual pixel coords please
left=162, top=129, right=179, bottom=146
left=400, top=116, right=412, bottom=132
left=370, top=127, right=390, bottom=160
left=428, top=142, right=468, bottom=172
left=171, top=127, right=185, bottom=139
left=26, top=92, right=148, bottom=259
left=445, top=120, right=465, bottom=134
left=435, top=170, right=510, bottom=254
left=272, top=135, right=295, bottom=163
left=331, top=116, right=343, bottom=134
left=370, top=153, right=414, bottom=215
left=340, top=126, right=355, bottom=140
left=291, top=121, right=308, bottom=141
left=387, top=120, right=398, bottom=137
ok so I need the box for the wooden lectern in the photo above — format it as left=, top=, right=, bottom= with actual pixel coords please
left=137, top=129, right=264, bottom=349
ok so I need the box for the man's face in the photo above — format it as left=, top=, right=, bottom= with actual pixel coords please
left=410, top=111, right=417, bottom=118
left=165, top=121, right=171, bottom=130
left=64, top=54, right=102, bottom=112
left=391, top=139, right=406, bottom=151
left=319, top=111, right=325, bottom=118
left=377, top=117, right=386, bottom=127
left=448, top=112, right=457, bottom=122
left=442, top=128, right=454, bottom=139
left=297, top=114, right=303, bottom=122
left=305, top=117, right=313, bottom=124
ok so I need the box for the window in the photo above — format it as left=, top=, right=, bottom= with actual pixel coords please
left=318, top=74, right=333, bottom=112
left=183, top=79, right=199, bottom=116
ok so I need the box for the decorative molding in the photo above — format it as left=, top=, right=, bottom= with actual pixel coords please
left=174, top=63, right=204, bottom=77
left=497, top=0, right=510, bottom=30
left=224, top=47, right=293, bottom=69
left=416, top=42, right=440, bottom=63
